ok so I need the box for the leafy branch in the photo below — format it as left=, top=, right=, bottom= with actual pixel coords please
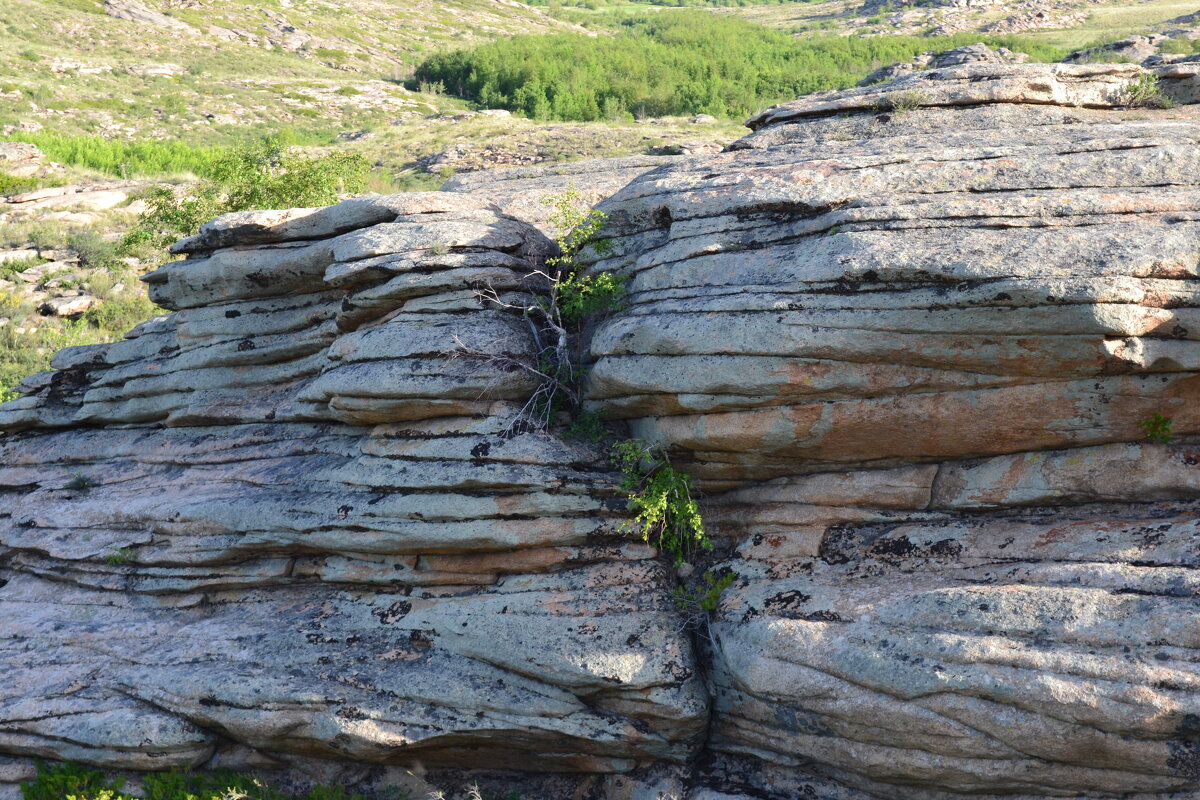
left=611, top=439, right=709, bottom=566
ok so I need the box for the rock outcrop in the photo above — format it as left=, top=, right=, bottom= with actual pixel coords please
left=580, top=62, right=1200, bottom=797
left=441, top=155, right=684, bottom=236
left=5, top=61, right=1200, bottom=799
left=1065, top=35, right=1177, bottom=66
left=0, top=143, right=46, bottom=179
left=0, top=193, right=704, bottom=793
left=858, top=42, right=1029, bottom=86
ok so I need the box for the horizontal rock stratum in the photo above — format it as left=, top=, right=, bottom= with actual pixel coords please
left=3, top=62, right=1200, bottom=799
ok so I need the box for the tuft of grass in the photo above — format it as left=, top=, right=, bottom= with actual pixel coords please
left=875, top=89, right=927, bottom=113
left=65, top=474, right=93, bottom=492
left=1140, top=413, right=1173, bottom=443
left=103, top=547, right=133, bottom=564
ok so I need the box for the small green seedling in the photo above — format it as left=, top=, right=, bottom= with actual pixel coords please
left=65, top=474, right=92, bottom=492
left=1140, top=413, right=1173, bottom=444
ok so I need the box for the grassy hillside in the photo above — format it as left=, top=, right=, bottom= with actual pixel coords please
left=0, top=0, right=745, bottom=181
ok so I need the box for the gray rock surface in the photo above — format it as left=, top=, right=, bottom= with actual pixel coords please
left=859, top=42, right=1029, bottom=86
left=749, top=62, right=1200, bottom=127
left=578, top=61, right=1200, bottom=797
left=1065, top=34, right=1172, bottom=65
left=102, top=0, right=193, bottom=31
left=0, top=143, right=45, bottom=180
left=586, top=63, right=1200, bottom=486
left=4, top=62, right=1200, bottom=799
left=441, top=156, right=683, bottom=236
left=0, top=193, right=705, bottom=787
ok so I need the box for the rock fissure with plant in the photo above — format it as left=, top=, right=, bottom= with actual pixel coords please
left=462, top=188, right=727, bottom=625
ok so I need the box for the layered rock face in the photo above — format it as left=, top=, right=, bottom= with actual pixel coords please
left=0, top=194, right=704, bottom=789
left=4, top=62, right=1200, bottom=799
left=583, top=62, right=1200, bottom=797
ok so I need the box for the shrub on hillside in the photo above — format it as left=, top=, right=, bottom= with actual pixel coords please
left=124, top=136, right=369, bottom=251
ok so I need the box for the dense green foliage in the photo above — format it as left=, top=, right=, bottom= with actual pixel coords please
left=22, top=760, right=363, bottom=800
left=5, top=133, right=228, bottom=179
left=3, top=130, right=339, bottom=180
left=125, top=136, right=370, bottom=251
left=611, top=439, right=709, bottom=565
left=415, top=14, right=1065, bottom=121
left=0, top=170, right=62, bottom=196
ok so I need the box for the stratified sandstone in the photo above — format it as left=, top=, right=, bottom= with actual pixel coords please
left=586, top=62, right=1200, bottom=485
left=0, top=193, right=705, bottom=790
left=580, top=62, right=1200, bottom=798
left=4, top=62, right=1200, bottom=799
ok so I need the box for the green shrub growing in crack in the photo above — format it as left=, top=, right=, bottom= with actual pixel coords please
left=673, top=568, right=734, bottom=614
left=542, top=189, right=624, bottom=326
left=564, top=408, right=606, bottom=443
left=611, top=439, right=708, bottom=565
left=558, top=270, right=626, bottom=325
left=452, top=187, right=622, bottom=431
left=671, top=568, right=736, bottom=646
left=449, top=190, right=708, bottom=580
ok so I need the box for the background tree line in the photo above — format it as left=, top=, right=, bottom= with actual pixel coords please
left=414, top=13, right=1065, bottom=122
